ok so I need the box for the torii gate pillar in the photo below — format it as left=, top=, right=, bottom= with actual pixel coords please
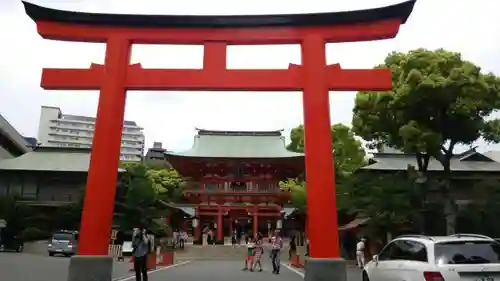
left=23, top=1, right=416, bottom=281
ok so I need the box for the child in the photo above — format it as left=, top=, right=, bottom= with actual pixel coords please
left=242, top=241, right=255, bottom=271
left=251, top=239, right=264, bottom=272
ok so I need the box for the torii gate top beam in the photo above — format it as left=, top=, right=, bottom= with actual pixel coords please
left=22, top=0, right=416, bottom=44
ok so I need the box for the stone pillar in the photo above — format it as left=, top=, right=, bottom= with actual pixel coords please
left=194, top=206, right=201, bottom=243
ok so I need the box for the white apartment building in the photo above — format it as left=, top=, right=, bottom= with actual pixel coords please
left=37, top=106, right=145, bottom=162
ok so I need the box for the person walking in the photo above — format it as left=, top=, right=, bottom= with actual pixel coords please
left=132, top=227, right=150, bottom=281
left=289, top=235, right=297, bottom=261
left=356, top=237, right=366, bottom=269
left=251, top=239, right=264, bottom=272
left=242, top=240, right=256, bottom=271
left=270, top=230, right=283, bottom=275
left=231, top=229, right=237, bottom=247
left=179, top=230, right=186, bottom=249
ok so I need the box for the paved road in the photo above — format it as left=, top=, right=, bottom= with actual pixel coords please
left=0, top=252, right=362, bottom=281
left=128, top=260, right=362, bottom=281
left=0, top=252, right=131, bottom=281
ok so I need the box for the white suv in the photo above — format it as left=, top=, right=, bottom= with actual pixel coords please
left=363, top=234, right=500, bottom=281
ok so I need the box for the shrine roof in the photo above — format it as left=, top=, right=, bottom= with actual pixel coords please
left=0, top=146, right=125, bottom=173
left=23, top=1, right=416, bottom=28
left=165, top=129, right=304, bottom=159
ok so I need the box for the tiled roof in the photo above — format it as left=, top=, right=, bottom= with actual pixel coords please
left=0, top=114, right=30, bottom=154
left=165, top=129, right=304, bottom=159
left=0, top=146, right=125, bottom=172
left=363, top=151, right=500, bottom=172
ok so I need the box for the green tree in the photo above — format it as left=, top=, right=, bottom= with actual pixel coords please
left=344, top=172, right=414, bottom=238
left=287, top=123, right=367, bottom=176
left=279, top=176, right=351, bottom=214
left=352, top=48, right=500, bottom=234
left=456, top=179, right=500, bottom=236
left=146, top=168, right=187, bottom=202
left=52, top=200, right=83, bottom=231
left=0, top=195, right=38, bottom=235
left=116, top=163, right=163, bottom=230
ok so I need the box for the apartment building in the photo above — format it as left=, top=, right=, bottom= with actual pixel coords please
left=37, top=106, right=145, bottom=161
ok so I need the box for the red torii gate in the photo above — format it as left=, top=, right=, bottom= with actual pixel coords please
left=23, top=1, right=415, bottom=280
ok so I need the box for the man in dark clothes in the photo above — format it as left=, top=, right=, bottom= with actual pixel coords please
left=132, top=227, right=150, bottom=281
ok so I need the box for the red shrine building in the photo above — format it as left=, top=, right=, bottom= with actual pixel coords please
left=165, top=129, right=303, bottom=244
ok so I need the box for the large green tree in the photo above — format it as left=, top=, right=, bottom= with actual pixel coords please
left=116, top=163, right=165, bottom=230
left=287, top=123, right=367, bottom=176
left=352, top=48, right=500, bottom=234
left=344, top=172, right=414, bottom=239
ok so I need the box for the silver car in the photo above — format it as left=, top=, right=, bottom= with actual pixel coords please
left=47, top=231, right=78, bottom=257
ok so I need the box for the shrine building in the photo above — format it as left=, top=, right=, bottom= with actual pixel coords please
left=165, top=129, right=303, bottom=244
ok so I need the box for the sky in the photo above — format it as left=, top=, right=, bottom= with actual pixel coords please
left=0, top=0, right=500, bottom=152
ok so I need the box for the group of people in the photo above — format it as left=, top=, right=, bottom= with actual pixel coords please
left=242, top=230, right=284, bottom=275
left=172, top=229, right=188, bottom=249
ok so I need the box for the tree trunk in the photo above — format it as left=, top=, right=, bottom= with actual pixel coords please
left=441, top=162, right=457, bottom=235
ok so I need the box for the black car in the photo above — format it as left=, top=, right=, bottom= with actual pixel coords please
left=0, top=225, right=24, bottom=252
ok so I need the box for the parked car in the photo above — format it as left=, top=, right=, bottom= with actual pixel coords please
left=363, top=233, right=500, bottom=281
left=47, top=230, right=78, bottom=257
left=0, top=221, right=24, bottom=252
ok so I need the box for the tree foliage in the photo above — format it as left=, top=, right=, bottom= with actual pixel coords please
left=0, top=195, right=40, bottom=235
left=116, top=163, right=186, bottom=230
left=344, top=172, right=414, bottom=237
left=351, top=48, right=500, bottom=233
left=283, top=123, right=366, bottom=217
left=287, top=123, right=367, bottom=176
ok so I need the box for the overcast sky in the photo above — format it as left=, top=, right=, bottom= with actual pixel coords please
left=1, top=0, right=499, bottom=152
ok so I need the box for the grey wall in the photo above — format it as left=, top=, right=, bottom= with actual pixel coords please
left=0, top=172, right=85, bottom=202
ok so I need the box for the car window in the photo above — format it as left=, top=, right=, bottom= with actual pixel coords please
left=379, top=240, right=428, bottom=262
left=52, top=233, right=74, bottom=241
left=434, top=241, right=500, bottom=264
left=393, top=240, right=428, bottom=262
left=378, top=242, right=397, bottom=261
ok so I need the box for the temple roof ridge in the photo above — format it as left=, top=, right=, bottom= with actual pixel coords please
left=195, top=128, right=284, bottom=137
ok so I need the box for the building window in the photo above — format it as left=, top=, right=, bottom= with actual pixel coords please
left=205, top=183, right=219, bottom=191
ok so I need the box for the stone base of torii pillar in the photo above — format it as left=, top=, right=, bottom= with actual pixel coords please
left=304, top=258, right=347, bottom=281
left=67, top=255, right=113, bottom=281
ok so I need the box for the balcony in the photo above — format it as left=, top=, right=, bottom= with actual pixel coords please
left=182, top=182, right=287, bottom=194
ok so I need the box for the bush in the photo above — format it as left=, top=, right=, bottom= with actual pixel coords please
left=20, top=227, right=50, bottom=241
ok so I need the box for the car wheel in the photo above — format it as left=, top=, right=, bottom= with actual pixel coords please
left=362, top=271, right=370, bottom=281
left=49, top=252, right=55, bottom=257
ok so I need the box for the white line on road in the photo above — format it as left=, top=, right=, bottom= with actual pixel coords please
left=113, top=260, right=192, bottom=281
left=281, top=262, right=305, bottom=278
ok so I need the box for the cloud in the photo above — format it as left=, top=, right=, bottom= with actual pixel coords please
left=0, top=0, right=499, bottom=152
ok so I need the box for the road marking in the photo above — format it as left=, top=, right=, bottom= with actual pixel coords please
left=113, top=260, right=192, bottom=281
left=281, top=262, right=305, bottom=278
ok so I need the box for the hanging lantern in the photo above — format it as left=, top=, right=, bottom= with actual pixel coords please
left=192, top=218, right=199, bottom=228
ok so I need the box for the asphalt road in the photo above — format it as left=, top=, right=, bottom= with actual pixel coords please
left=0, top=252, right=362, bottom=281
left=0, top=252, right=131, bottom=281
left=119, top=260, right=362, bottom=281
